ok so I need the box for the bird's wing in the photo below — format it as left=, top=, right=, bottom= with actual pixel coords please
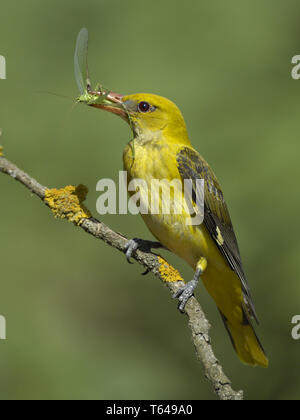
left=176, top=146, right=258, bottom=323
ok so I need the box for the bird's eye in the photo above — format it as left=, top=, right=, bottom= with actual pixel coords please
left=138, top=101, right=151, bottom=113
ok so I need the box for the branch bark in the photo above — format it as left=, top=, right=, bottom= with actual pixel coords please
left=0, top=154, right=243, bottom=400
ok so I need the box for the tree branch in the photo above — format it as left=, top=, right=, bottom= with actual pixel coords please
left=0, top=153, right=243, bottom=400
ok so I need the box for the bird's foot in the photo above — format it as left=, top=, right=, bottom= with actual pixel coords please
left=124, top=238, right=164, bottom=264
left=173, top=279, right=198, bottom=313
left=172, top=259, right=206, bottom=313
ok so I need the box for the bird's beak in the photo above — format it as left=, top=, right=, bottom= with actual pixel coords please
left=89, top=91, right=129, bottom=123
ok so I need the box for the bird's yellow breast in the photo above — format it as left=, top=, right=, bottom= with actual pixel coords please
left=123, top=139, right=224, bottom=270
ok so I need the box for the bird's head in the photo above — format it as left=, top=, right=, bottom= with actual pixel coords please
left=88, top=92, right=190, bottom=144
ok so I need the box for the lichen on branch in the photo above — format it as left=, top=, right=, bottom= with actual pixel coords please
left=44, top=184, right=92, bottom=225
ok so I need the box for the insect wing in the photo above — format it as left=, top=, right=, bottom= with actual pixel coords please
left=74, top=28, right=91, bottom=95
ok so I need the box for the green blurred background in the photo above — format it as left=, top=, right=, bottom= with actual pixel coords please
left=0, top=0, right=299, bottom=400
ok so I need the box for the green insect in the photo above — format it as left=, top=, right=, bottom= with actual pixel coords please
left=74, top=27, right=135, bottom=162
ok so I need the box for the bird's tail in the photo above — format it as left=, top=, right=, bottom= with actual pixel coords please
left=219, top=310, right=269, bottom=368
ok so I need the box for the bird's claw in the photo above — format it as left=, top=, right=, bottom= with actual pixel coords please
left=173, top=279, right=198, bottom=313
left=124, top=238, right=167, bottom=264
left=124, top=239, right=140, bottom=264
left=124, top=238, right=163, bottom=264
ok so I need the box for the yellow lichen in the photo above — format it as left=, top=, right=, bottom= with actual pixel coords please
left=0, top=146, right=3, bottom=157
left=158, top=256, right=184, bottom=283
left=44, top=184, right=92, bottom=225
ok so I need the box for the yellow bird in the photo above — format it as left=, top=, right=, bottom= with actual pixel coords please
left=88, top=91, right=268, bottom=368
